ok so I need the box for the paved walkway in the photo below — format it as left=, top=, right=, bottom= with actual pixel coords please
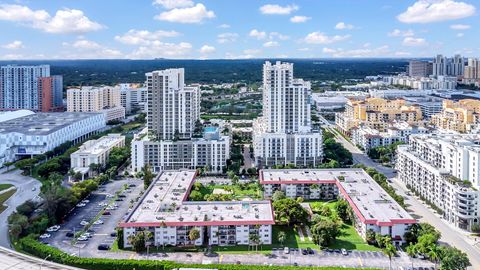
left=0, top=245, right=81, bottom=270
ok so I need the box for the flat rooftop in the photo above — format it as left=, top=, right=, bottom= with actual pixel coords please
left=121, top=170, right=274, bottom=227
left=0, top=112, right=103, bottom=135
left=260, top=169, right=415, bottom=226
left=73, top=134, right=124, bottom=156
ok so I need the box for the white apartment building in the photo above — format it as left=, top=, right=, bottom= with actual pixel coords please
left=351, top=122, right=429, bottom=151
left=382, top=75, right=457, bottom=90
left=433, top=54, right=464, bottom=77
left=408, top=60, right=433, bottom=77
left=404, top=97, right=444, bottom=119
left=131, top=68, right=229, bottom=174
left=260, top=169, right=416, bottom=245
left=0, top=112, right=105, bottom=167
left=67, top=86, right=125, bottom=121
left=120, top=170, right=274, bottom=247
left=70, top=134, right=125, bottom=180
left=396, top=134, right=480, bottom=230
left=119, top=84, right=147, bottom=114
left=311, top=94, right=349, bottom=111
left=253, top=61, right=323, bottom=168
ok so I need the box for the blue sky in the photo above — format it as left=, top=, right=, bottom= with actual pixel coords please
left=0, top=0, right=478, bottom=59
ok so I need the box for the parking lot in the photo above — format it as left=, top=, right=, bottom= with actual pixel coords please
left=43, top=177, right=144, bottom=257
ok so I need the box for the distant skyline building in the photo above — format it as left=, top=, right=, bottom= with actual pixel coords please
left=131, top=68, right=229, bottom=174
left=432, top=54, right=464, bottom=77
left=67, top=86, right=125, bottom=121
left=119, top=83, right=147, bottom=114
left=0, top=65, right=63, bottom=112
left=253, top=61, right=323, bottom=168
left=464, top=58, right=480, bottom=80
left=408, top=60, right=433, bottom=77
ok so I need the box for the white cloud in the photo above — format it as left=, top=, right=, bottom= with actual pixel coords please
left=199, top=45, right=215, bottom=54
left=127, top=41, right=192, bottom=59
left=388, top=29, right=415, bottom=37
left=243, top=49, right=261, bottom=55
left=450, top=24, right=470, bottom=30
left=0, top=4, right=104, bottom=34
left=304, top=32, right=350, bottom=44
left=397, top=0, right=476, bottom=23
left=153, top=0, right=193, bottom=9
left=218, top=24, right=230, bottom=29
left=63, top=39, right=122, bottom=59
left=259, top=4, right=299, bottom=15
left=2, top=40, right=24, bottom=49
left=402, top=37, right=428, bottom=46
left=394, top=51, right=412, bottom=57
left=335, top=22, right=354, bottom=30
left=322, top=45, right=390, bottom=57
left=155, top=3, right=215, bottom=23
left=249, top=29, right=266, bottom=40
left=115, top=29, right=180, bottom=45
left=457, top=32, right=464, bottom=37
left=263, top=41, right=279, bottom=47
left=217, top=32, right=238, bottom=43
left=269, top=32, right=290, bottom=40
left=290, top=15, right=310, bottom=23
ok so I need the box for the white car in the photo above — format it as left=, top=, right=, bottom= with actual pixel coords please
left=98, top=202, right=107, bottom=207
left=81, top=199, right=90, bottom=204
left=80, top=220, right=89, bottom=226
left=46, top=225, right=60, bottom=232
left=82, top=233, right=92, bottom=238
left=76, top=203, right=86, bottom=207
left=39, top=233, right=51, bottom=239
left=78, top=236, right=88, bottom=241
left=93, top=220, right=104, bottom=225
left=106, top=194, right=114, bottom=198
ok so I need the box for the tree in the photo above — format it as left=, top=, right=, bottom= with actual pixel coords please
left=249, top=233, right=261, bottom=252
left=15, top=158, right=37, bottom=175
left=143, top=164, right=154, bottom=189
left=40, top=173, right=75, bottom=224
left=232, top=175, right=240, bottom=185
left=406, top=245, right=417, bottom=270
left=188, top=228, right=201, bottom=244
left=438, top=246, right=470, bottom=270
left=272, top=190, right=286, bottom=201
left=272, top=198, right=308, bottom=226
left=277, top=231, right=287, bottom=245
left=189, top=190, right=203, bottom=201
left=365, top=229, right=376, bottom=244
left=382, top=243, right=397, bottom=270
left=128, top=231, right=153, bottom=252
left=335, top=199, right=352, bottom=224
left=311, top=219, right=340, bottom=247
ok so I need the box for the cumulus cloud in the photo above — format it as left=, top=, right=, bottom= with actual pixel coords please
left=153, top=0, right=194, bottom=9
left=0, top=4, right=104, bottom=34
left=290, top=15, right=310, bottom=23
left=218, top=24, right=230, bottom=29
left=269, top=32, right=290, bottom=40
left=402, top=37, right=428, bottom=46
left=2, top=40, right=24, bottom=49
left=62, top=39, right=122, bottom=59
left=249, top=29, right=267, bottom=40
left=155, top=3, right=215, bottom=23
left=304, top=32, right=350, bottom=44
left=322, top=45, right=390, bottom=57
left=127, top=41, right=192, bottom=59
left=217, top=32, right=239, bottom=43
left=397, top=0, right=476, bottom=23
left=263, top=41, right=279, bottom=47
left=388, top=29, right=415, bottom=37
left=199, top=45, right=215, bottom=54
left=243, top=49, right=261, bottom=55
left=259, top=4, right=299, bottom=15
left=115, top=29, right=180, bottom=45
left=450, top=24, right=470, bottom=30
left=335, top=22, right=354, bottom=30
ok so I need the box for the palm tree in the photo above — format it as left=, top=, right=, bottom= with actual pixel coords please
left=383, top=243, right=397, bottom=270
left=406, top=245, right=417, bottom=269
left=427, top=245, right=439, bottom=269
left=189, top=228, right=201, bottom=245
left=277, top=231, right=287, bottom=245
left=249, top=234, right=261, bottom=252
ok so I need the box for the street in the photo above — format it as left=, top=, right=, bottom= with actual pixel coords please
left=320, top=115, right=480, bottom=269
left=0, top=169, right=42, bottom=248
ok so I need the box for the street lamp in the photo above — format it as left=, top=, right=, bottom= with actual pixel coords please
left=39, top=254, right=51, bottom=270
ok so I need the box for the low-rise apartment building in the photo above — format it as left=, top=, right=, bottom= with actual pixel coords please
left=120, top=170, right=274, bottom=247
left=431, top=99, right=480, bottom=133
left=70, top=134, right=125, bottom=180
left=67, top=86, right=125, bottom=122
left=396, top=133, right=480, bottom=230
left=119, top=84, right=147, bottom=114
left=260, top=169, right=416, bottom=244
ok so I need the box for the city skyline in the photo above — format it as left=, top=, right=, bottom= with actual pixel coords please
left=0, top=0, right=478, bottom=60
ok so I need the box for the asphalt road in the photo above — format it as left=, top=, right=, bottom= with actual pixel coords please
left=320, top=116, right=480, bottom=269
left=0, top=169, right=42, bottom=248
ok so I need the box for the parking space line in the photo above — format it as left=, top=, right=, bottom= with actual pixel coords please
left=358, top=257, right=363, bottom=267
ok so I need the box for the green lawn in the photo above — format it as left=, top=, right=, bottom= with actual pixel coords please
left=0, top=188, right=16, bottom=213
left=192, top=182, right=263, bottom=200
left=0, top=183, right=13, bottom=192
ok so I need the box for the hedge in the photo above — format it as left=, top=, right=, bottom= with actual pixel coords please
left=17, top=237, right=376, bottom=270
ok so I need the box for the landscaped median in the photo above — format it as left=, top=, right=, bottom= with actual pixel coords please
left=17, top=236, right=379, bottom=270
left=0, top=186, right=16, bottom=213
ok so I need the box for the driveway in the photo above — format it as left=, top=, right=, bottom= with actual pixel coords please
left=0, top=169, right=42, bottom=248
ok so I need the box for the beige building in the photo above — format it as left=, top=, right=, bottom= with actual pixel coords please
left=67, top=86, right=125, bottom=121
left=336, top=98, right=423, bottom=134
left=431, top=99, right=480, bottom=133
left=70, top=133, right=125, bottom=180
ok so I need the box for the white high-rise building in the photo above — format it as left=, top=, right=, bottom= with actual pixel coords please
left=67, top=86, right=125, bottom=121
left=119, top=84, right=147, bottom=114
left=432, top=54, right=464, bottom=77
left=396, top=133, right=480, bottom=231
left=132, top=68, right=229, bottom=174
left=0, top=65, right=50, bottom=111
left=253, top=61, right=323, bottom=168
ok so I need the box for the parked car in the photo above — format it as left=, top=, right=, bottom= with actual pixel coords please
left=341, top=248, right=348, bottom=256
left=306, top=247, right=314, bottom=254
left=78, top=236, right=88, bottom=241
left=80, top=220, right=89, bottom=226
left=118, top=194, right=127, bottom=198
left=115, top=198, right=123, bottom=202
left=97, top=244, right=110, bottom=250
left=46, top=225, right=60, bottom=232
left=129, top=184, right=136, bottom=187
left=76, top=203, right=86, bottom=207
left=102, top=211, right=111, bottom=215
left=284, top=247, right=290, bottom=254
left=110, top=232, right=117, bottom=237
left=93, top=220, right=104, bottom=225
left=301, top=249, right=308, bottom=255
left=65, top=232, right=74, bottom=237
left=39, top=233, right=51, bottom=239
